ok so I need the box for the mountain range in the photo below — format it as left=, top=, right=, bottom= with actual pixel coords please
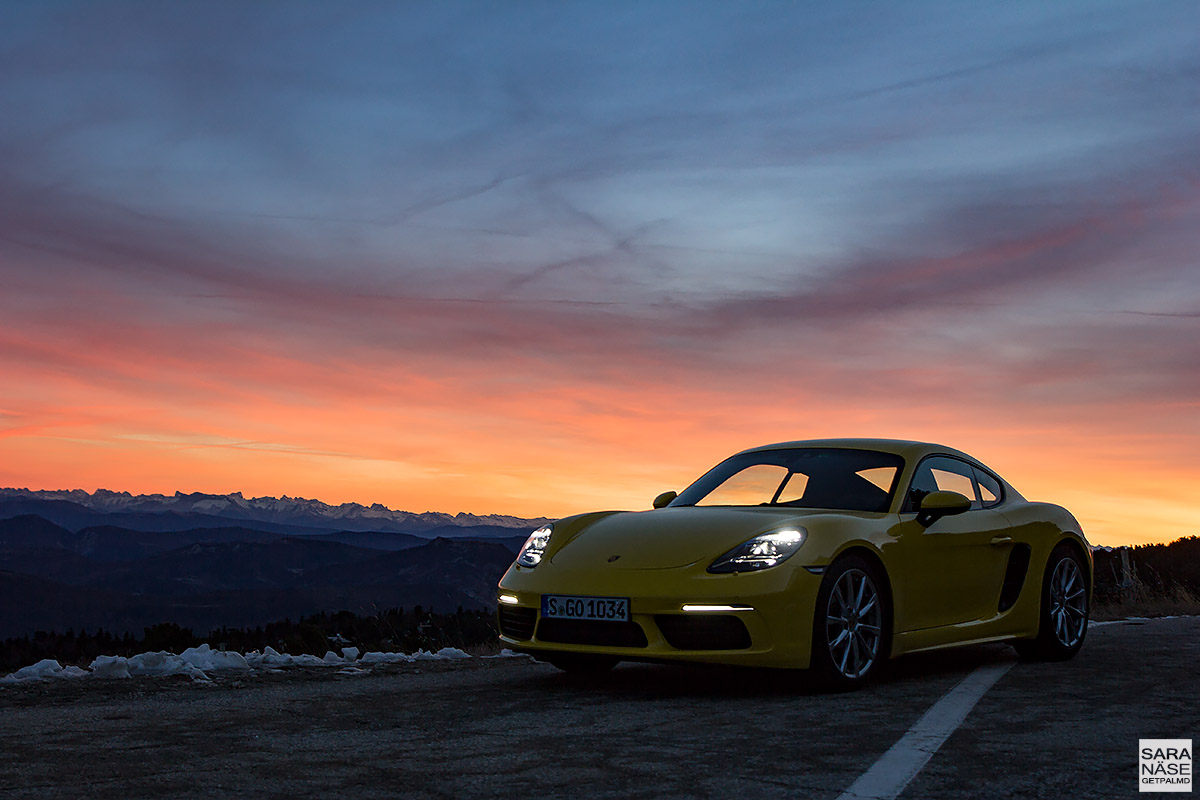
left=0, top=489, right=546, bottom=639
left=0, top=487, right=549, bottom=534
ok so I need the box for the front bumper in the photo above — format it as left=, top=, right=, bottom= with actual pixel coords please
left=496, top=564, right=823, bottom=668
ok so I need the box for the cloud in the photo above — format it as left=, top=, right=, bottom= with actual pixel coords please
left=2, top=132, right=1198, bottom=405
left=1, top=1, right=1199, bottom=541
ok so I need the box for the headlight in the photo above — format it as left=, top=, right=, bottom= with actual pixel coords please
left=707, top=529, right=806, bottom=573
left=516, top=525, right=553, bottom=568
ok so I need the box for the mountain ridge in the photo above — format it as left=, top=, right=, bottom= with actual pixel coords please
left=0, top=487, right=550, bottom=534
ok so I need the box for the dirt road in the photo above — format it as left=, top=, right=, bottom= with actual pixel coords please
left=1, top=617, right=1196, bottom=799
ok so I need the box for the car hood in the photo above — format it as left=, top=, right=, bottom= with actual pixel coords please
left=548, top=506, right=814, bottom=570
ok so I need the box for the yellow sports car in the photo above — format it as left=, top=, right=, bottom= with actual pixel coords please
left=496, top=439, right=1091, bottom=687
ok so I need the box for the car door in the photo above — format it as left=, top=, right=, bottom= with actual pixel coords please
left=886, top=456, right=1014, bottom=632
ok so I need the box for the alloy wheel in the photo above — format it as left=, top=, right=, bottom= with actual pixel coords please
left=825, top=568, right=882, bottom=679
left=1049, top=556, right=1087, bottom=648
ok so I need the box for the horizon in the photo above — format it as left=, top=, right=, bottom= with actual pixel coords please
left=2, top=2, right=1199, bottom=548
left=3, top=482, right=1195, bottom=550
left=0, top=484, right=549, bottom=521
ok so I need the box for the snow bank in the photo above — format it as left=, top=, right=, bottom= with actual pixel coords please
left=241, top=646, right=327, bottom=669
left=485, top=648, right=534, bottom=659
left=81, top=645, right=250, bottom=683
left=89, top=656, right=132, bottom=679
left=416, top=647, right=470, bottom=661
left=359, top=651, right=413, bottom=665
left=3, top=643, right=481, bottom=684
left=357, top=647, right=470, bottom=664
left=178, top=644, right=251, bottom=672
left=0, top=659, right=89, bottom=682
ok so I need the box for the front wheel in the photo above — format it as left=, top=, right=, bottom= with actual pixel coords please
left=811, top=555, right=890, bottom=689
left=1013, top=543, right=1089, bottom=661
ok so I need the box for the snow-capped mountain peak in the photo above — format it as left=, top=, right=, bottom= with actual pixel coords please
left=0, top=487, right=550, bottom=534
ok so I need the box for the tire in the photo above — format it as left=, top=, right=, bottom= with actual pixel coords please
left=811, top=554, right=890, bottom=689
left=545, top=653, right=619, bottom=674
left=1013, top=542, right=1089, bottom=661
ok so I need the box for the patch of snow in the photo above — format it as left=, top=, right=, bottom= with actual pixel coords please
left=292, top=654, right=325, bottom=667
left=88, top=652, right=211, bottom=682
left=88, top=656, right=132, bottom=679
left=126, top=651, right=172, bottom=675
left=484, top=649, right=534, bottom=659
left=359, top=651, right=414, bottom=664
left=246, top=646, right=294, bottom=668
left=178, top=644, right=251, bottom=672
left=188, top=668, right=212, bottom=682
left=0, top=660, right=93, bottom=683
left=3, top=642, right=482, bottom=685
left=433, top=647, right=470, bottom=660
left=6, top=659, right=67, bottom=681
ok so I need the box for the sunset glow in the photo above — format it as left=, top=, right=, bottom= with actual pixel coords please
left=2, top=2, right=1198, bottom=546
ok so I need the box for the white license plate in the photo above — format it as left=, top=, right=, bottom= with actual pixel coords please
left=541, top=594, right=630, bottom=622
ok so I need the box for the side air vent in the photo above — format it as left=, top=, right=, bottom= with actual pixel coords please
left=998, top=544, right=1032, bottom=612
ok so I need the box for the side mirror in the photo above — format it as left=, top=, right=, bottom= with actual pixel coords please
left=652, top=491, right=677, bottom=509
left=916, top=490, right=972, bottom=528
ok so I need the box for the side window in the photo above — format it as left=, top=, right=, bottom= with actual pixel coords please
left=904, top=457, right=981, bottom=511
left=904, top=462, right=939, bottom=512
left=973, top=467, right=1003, bottom=508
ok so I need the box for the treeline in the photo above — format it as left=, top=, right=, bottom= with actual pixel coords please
left=1, top=606, right=498, bottom=674
left=1092, top=536, right=1200, bottom=605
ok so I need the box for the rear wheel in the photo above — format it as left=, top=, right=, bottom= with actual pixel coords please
left=1013, top=543, right=1089, bottom=661
left=545, top=653, right=619, bottom=674
left=811, top=555, right=889, bottom=689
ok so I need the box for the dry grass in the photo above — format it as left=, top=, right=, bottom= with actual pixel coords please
left=1092, top=579, right=1200, bottom=622
left=462, top=638, right=507, bottom=657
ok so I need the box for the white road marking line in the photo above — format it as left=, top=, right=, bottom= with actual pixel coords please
left=1044, top=614, right=1198, bottom=632
left=837, top=616, right=1187, bottom=798
left=835, top=660, right=1015, bottom=800
left=1090, top=615, right=1195, bottom=627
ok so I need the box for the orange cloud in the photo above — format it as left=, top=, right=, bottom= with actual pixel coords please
left=2, top=114, right=1198, bottom=549
left=2, top=325, right=1196, bottom=547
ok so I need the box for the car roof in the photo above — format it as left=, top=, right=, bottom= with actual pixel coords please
left=730, top=438, right=1021, bottom=500
left=737, top=438, right=975, bottom=463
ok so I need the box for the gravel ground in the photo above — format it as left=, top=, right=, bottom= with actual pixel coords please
left=1, top=617, right=1195, bottom=799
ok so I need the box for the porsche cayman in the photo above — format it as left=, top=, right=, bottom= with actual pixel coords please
left=496, top=439, right=1091, bottom=687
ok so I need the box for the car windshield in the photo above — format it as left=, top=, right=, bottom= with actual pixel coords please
left=671, top=448, right=904, bottom=513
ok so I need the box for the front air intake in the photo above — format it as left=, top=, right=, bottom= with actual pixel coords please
left=655, top=614, right=752, bottom=650
left=497, top=605, right=537, bottom=640
left=536, top=619, right=648, bottom=647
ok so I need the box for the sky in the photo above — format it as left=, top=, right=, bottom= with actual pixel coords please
left=1, top=1, right=1197, bottom=546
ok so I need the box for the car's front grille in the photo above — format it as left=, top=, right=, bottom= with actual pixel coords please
left=536, top=618, right=648, bottom=648
left=654, top=614, right=752, bottom=650
left=497, top=605, right=537, bottom=640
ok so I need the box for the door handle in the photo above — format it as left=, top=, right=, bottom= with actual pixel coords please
left=990, top=535, right=1013, bottom=546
